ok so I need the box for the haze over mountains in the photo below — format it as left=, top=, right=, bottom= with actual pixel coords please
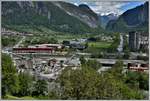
left=2, top=1, right=149, bottom=34
left=99, top=13, right=118, bottom=29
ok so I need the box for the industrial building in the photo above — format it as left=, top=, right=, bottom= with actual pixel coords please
left=13, top=47, right=54, bottom=53
left=28, top=44, right=63, bottom=49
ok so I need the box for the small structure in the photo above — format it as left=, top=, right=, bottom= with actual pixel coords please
left=127, top=63, right=149, bottom=72
left=48, top=59, right=57, bottom=67
left=70, top=43, right=86, bottom=50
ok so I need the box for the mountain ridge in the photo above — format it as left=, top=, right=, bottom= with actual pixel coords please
left=2, top=1, right=103, bottom=34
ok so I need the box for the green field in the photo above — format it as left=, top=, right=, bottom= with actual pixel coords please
left=83, top=41, right=112, bottom=53
left=23, top=32, right=96, bottom=46
left=88, top=41, right=112, bottom=49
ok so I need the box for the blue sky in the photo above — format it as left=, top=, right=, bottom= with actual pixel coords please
left=120, top=1, right=145, bottom=11
left=67, top=0, right=146, bottom=15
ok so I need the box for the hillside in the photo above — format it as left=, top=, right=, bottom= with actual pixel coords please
left=2, top=1, right=104, bottom=34
left=106, top=2, right=149, bottom=33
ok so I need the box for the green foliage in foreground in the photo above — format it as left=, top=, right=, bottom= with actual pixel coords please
left=57, top=61, right=144, bottom=100
left=80, top=57, right=102, bottom=70
left=2, top=53, right=19, bottom=97
left=2, top=53, right=49, bottom=99
left=125, top=71, right=149, bottom=90
left=17, top=72, right=34, bottom=96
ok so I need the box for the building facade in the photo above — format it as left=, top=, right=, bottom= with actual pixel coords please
left=129, top=31, right=148, bottom=51
left=139, top=33, right=149, bottom=51
left=129, top=31, right=140, bottom=51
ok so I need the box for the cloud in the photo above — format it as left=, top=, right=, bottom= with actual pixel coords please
left=74, top=2, right=78, bottom=6
left=89, top=1, right=129, bottom=15
left=68, top=0, right=129, bottom=15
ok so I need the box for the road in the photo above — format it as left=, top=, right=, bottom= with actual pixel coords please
left=14, top=36, right=26, bottom=48
left=88, top=58, right=148, bottom=65
left=117, top=33, right=123, bottom=52
left=12, top=52, right=148, bottom=65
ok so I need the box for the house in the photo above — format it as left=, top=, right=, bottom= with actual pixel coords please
left=127, top=63, right=149, bottom=72
left=70, top=43, right=86, bottom=50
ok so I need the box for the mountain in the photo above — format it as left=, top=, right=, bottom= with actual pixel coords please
left=2, top=1, right=103, bottom=34
left=99, top=13, right=118, bottom=29
left=106, top=2, right=149, bottom=33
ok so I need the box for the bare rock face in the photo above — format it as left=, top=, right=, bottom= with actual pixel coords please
left=52, top=2, right=99, bottom=28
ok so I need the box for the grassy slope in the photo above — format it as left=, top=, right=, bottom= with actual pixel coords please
left=5, top=95, right=37, bottom=100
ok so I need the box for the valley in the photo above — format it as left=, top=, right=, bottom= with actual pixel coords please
left=1, top=1, right=149, bottom=100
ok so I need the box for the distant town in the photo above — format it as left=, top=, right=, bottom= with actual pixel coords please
left=2, top=27, right=149, bottom=80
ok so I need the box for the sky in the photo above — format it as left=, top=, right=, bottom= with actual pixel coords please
left=67, top=0, right=146, bottom=15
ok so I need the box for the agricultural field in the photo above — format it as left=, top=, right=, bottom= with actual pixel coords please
left=83, top=41, right=112, bottom=54
left=22, top=32, right=98, bottom=46
left=88, top=41, right=112, bottom=49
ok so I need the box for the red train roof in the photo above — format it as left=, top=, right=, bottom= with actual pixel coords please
left=13, top=48, right=54, bottom=51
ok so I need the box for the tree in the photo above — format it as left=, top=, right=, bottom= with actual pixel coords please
left=58, top=66, right=101, bottom=99
left=2, top=37, right=9, bottom=47
left=97, top=73, right=143, bottom=99
left=124, top=49, right=130, bottom=59
left=60, top=60, right=64, bottom=68
left=58, top=65, right=143, bottom=100
left=2, top=53, right=19, bottom=97
left=125, top=71, right=149, bottom=90
left=17, top=71, right=34, bottom=96
left=85, top=42, right=88, bottom=48
left=86, top=60, right=101, bottom=70
left=108, top=33, right=120, bottom=52
left=48, top=91, right=59, bottom=99
left=2, top=73, right=19, bottom=96
left=108, top=60, right=124, bottom=80
left=87, top=37, right=97, bottom=42
left=62, top=40, right=70, bottom=46
left=32, top=79, right=48, bottom=96
left=48, top=37, right=58, bottom=44
left=79, top=56, right=86, bottom=65
left=138, top=73, right=149, bottom=90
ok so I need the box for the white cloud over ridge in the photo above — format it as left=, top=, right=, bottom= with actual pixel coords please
left=68, top=0, right=145, bottom=16
left=90, top=1, right=129, bottom=15
left=69, top=0, right=130, bottom=15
